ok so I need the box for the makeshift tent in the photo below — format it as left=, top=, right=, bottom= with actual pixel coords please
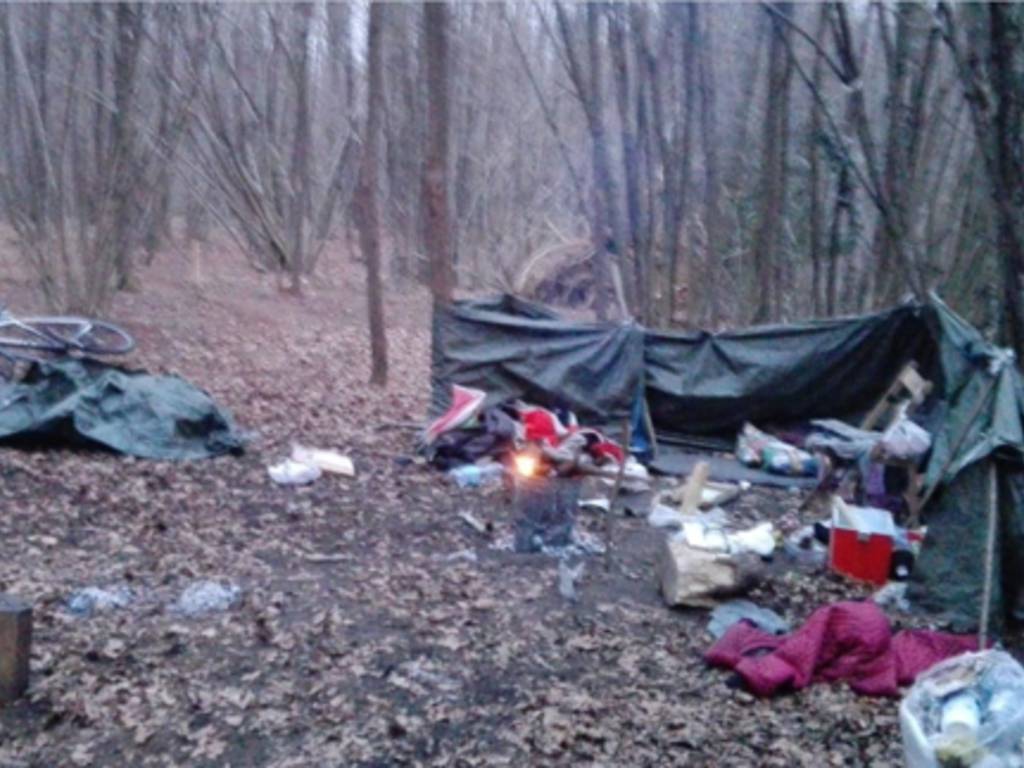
left=431, top=294, right=645, bottom=427
left=0, top=359, right=244, bottom=459
left=432, top=294, right=1024, bottom=632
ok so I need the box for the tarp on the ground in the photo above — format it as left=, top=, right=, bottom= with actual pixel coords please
left=0, top=359, right=244, bottom=459
left=431, top=294, right=1024, bottom=631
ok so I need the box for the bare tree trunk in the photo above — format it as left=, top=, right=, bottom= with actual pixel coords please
left=143, top=5, right=180, bottom=262
left=725, top=18, right=767, bottom=198
left=92, top=3, right=108, bottom=213
left=107, top=3, right=145, bottom=297
left=288, top=2, right=315, bottom=292
left=751, top=3, right=793, bottom=323
left=985, top=4, right=1024, bottom=354
left=808, top=7, right=827, bottom=316
left=504, top=8, right=587, bottom=219
left=422, top=2, right=454, bottom=305
left=327, top=3, right=351, bottom=109
left=667, top=6, right=696, bottom=325
left=32, top=5, right=52, bottom=131
left=697, top=6, right=722, bottom=328
left=938, top=3, right=1024, bottom=357
left=1, top=7, right=16, bottom=222
left=608, top=8, right=645, bottom=318
left=355, top=1, right=389, bottom=386
left=554, top=2, right=630, bottom=319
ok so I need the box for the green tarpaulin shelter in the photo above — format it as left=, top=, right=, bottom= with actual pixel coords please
left=432, top=294, right=1024, bottom=632
left=0, top=359, right=243, bottom=459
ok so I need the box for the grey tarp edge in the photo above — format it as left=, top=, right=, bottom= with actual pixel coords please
left=0, top=359, right=244, bottom=459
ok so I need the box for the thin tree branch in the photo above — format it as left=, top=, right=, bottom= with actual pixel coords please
left=760, top=2, right=847, bottom=82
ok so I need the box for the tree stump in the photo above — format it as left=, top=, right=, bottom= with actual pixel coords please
left=0, top=594, right=31, bottom=703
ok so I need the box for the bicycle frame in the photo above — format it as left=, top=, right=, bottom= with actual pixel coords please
left=0, top=301, right=134, bottom=368
left=0, top=306, right=100, bottom=352
left=0, top=311, right=83, bottom=350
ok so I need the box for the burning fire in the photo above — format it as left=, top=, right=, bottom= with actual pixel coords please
left=514, top=452, right=539, bottom=478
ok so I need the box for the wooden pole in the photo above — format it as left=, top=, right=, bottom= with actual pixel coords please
left=979, top=461, right=999, bottom=648
left=0, top=594, right=31, bottom=703
left=605, top=416, right=632, bottom=572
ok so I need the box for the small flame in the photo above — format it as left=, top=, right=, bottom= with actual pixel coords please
left=514, top=453, right=538, bottom=478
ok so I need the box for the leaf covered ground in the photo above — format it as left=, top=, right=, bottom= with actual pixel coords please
left=0, top=248, right=991, bottom=766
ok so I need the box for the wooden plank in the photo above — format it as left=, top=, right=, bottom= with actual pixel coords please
left=679, top=461, right=710, bottom=516
left=860, top=362, right=934, bottom=431
left=900, top=363, right=933, bottom=403
left=0, top=594, right=31, bottom=703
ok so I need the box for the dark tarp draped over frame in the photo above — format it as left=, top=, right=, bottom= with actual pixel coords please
left=431, top=295, right=646, bottom=428
left=644, top=304, right=938, bottom=436
left=0, top=359, right=244, bottom=459
left=431, top=294, right=1024, bottom=632
left=905, top=299, right=1024, bottom=631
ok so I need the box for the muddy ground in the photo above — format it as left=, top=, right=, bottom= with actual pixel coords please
left=0, top=238, right=996, bottom=766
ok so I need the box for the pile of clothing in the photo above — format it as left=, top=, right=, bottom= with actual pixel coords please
left=424, top=385, right=642, bottom=481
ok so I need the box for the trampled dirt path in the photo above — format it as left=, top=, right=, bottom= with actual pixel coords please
left=0, top=240, right=930, bottom=766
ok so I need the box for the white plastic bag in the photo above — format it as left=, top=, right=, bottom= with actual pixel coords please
left=292, top=445, right=355, bottom=476
left=901, top=650, right=1024, bottom=768
left=728, top=522, right=776, bottom=557
left=680, top=519, right=775, bottom=557
left=175, top=581, right=241, bottom=616
left=268, top=458, right=321, bottom=485
left=648, top=504, right=686, bottom=529
left=880, top=416, right=932, bottom=461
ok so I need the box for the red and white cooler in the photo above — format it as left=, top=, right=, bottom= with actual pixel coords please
left=830, top=498, right=896, bottom=585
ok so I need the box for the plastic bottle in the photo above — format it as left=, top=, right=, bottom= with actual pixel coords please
left=941, top=693, right=981, bottom=737
left=764, top=446, right=819, bottom=477
left=449, top=463, right=504, bottom=488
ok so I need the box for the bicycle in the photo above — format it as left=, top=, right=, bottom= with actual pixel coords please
left=0, top=303, right=134, bottom=378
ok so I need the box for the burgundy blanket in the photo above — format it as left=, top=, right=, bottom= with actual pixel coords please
left=705, top=601, right=978, bottom=697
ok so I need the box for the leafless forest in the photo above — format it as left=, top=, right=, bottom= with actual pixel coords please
left=2, top=2, right=1024, bottom=354
left=5, top=4, right=1024, bottom=765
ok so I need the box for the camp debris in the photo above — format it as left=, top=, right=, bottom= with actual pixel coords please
left=783, top=524, right=829, bottom=569
left=432, top=293, right=1024, bottom=633
left=557, top=559, right=585, bottom=602
left=174, top=581, right=241, bottom=617
left=424, top=384, right=649, bottom=489
left=0, top=358, right=243, bottom=459
left=659, top=534, right=765, bottom=608
left=654, top=473, right=747, bottom=514
left=656, top=476, right=775, bottom=607
left=900, top=650, right=1024, bottom=768
left=268, top=445, right=355, bottom=486
left=737, top=423, right=820, bottom=477
left=707, top=600, right=790, bottom=640
left=291, top=446, right=355, bottom=476
left=268, top=458, right=321, bottom=486
left=66, top=586, right=134, bottom=617
left=874, top=582, right=912, bottom=613
left=448, top=461, right=504, bottom=488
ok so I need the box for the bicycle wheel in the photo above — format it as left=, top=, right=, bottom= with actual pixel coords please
left=9, top=317, right=135, bottom=356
